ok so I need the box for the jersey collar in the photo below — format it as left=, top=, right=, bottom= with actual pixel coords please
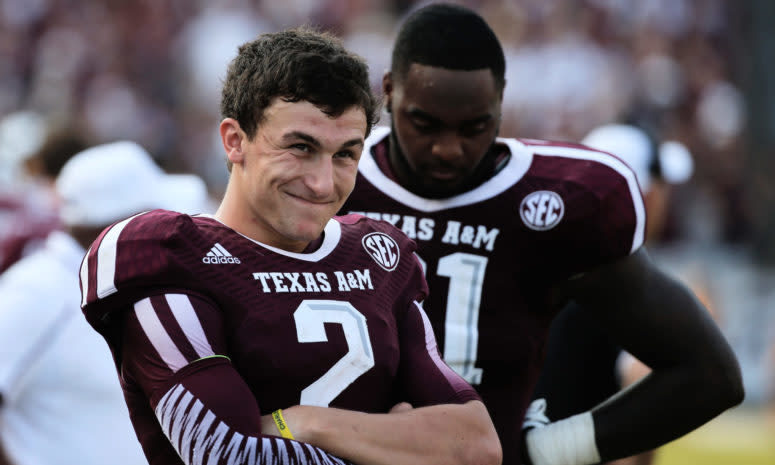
left=359, top=126, right=534, bottom=212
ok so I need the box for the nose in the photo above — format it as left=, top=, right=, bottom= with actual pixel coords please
left=431, top=130, right=464, bottom=162
left=304, top=155, right=335, bottom=199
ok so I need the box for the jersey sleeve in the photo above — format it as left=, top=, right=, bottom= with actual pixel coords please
left=79, top=211, right=203, bottom=348
left=545, top=149, right=647, bottom=278
left=393, top=253, right=480, bottom=406
left=122, top=291, right=353, bottom=465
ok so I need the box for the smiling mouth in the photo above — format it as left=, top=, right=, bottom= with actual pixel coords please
left=285, top=192, right=335, bottom=205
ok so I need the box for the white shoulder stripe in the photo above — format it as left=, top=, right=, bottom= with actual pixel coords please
left=134, top=297, right=189, bottom=372
left=94, top=212, right=147, bottom=300
left=532, top=145, right=646, bottom=253
left=79, top=245, right=92, bottom=308
left=166, top=294, right=215, bottom=359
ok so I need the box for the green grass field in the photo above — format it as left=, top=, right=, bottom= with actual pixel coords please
left=654, top=407, right=775, bottom=465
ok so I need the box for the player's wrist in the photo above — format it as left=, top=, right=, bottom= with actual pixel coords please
left=271, top=409, right=295, bottom=440
left=277, top=405, right=330, bottom=445
left=524, top=411, right=600, bottom=465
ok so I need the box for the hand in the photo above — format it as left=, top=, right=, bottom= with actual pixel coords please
left=522, top=398, right=550, bottom=430
left=521, top=398, right=550, bottom=465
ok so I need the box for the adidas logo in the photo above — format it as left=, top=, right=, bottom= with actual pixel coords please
left=202, top=243, right=241, bottom=264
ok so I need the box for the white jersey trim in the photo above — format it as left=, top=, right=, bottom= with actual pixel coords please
left=134, top=297, right=189, bottom=372
left=198, top=215, right=342, bottom=263
left=359, top=127, right=645, bottom=253
left=165, top=294, right=215, bottom=360
left=530, top=145, right=646, bottom=253
left=94, top=212, right=147, bottom=301
left=79, top=245, right=92, bottom=308
left=358, top=126, right=534, bottom=212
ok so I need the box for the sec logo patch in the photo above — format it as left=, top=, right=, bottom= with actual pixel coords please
left=362, top=232, right=400, bottom=271
left=520, top=190, right=564, bottom=231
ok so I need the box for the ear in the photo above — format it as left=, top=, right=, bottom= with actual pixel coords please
left=220, top=118, right=245, bottom=165
left=382, top=71, right=394, bottom=113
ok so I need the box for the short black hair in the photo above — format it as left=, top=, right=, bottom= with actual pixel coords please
left=391, top=3, right=505, bottom=89
left=29, top=128, right=89, bottom=179
left=221, top=26, right=379, bottom=141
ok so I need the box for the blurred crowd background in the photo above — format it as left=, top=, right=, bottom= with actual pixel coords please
left=0, top=0, right=774, bottom=445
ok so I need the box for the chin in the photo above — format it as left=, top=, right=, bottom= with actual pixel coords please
left=290, top=221, right=327, bottom=241
left=421, top=182, right=464, bottom=199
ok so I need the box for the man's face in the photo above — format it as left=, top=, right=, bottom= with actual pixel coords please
left=233, top=99, right=366, bottom=252
left=385, top=63, right=502, bottom=197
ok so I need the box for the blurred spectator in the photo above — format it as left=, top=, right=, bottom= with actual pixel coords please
left=583, top=122, right=694, bottom=241
left=0, top=140, right=210, bottom=465
left=0, top=112, right=88, bottom=273
left=0, top=0, right=751, bottom=245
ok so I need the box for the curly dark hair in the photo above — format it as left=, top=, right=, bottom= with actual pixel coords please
left=391, top=4, right=505, bottom=90
left=220, top=26, right=379, bottom=143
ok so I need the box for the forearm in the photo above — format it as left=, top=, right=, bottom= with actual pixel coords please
left=593, top=323, right=741, bottom=457
left=155, top=382, right=352, bottom=465
left=594, top=276, right=742, bottom=459
left=592, top=362, right=738, bottom=459
left=538, top=249, right=745, bottom=465
left=280, top=400, right=501, bottom=465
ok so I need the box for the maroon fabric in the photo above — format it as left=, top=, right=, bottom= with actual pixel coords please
left=0, top=189, right=61, bottom=273
left=341, top=134, right=643, bottom=465
left=81, top=210, right=479, bottom=464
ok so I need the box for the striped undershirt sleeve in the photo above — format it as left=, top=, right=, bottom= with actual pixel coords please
left=154, top=383, right=349, bottom=465
left=122, top=293, right=354, bottom=464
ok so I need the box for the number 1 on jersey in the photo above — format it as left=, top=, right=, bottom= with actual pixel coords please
left=437, top=253, right=487, bottom=385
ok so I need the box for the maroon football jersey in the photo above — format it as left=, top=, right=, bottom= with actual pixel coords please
left=80, top=210, right=479, bottom=465
left=341, top=126, right=646, bottom=464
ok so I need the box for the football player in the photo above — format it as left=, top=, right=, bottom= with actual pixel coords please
left=340, top=4, right=743, bottom=465
left=80, top=27, right=500, bottom=465
left=533, top=122, right=698, bottom=465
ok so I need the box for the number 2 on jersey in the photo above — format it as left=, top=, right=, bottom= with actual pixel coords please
left=294, top=300, right=375, bottom=407
left=418, top=252, right=488, bottom=385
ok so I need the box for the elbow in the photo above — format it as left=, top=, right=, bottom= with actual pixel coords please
left=480, top=432, right=503, bottom=465
left=698, top=353, right=745, bottom=412
left=449, top=401, right=502, bottom=465
left=459, top=429, right=502, bottom=465
left=719, top=358, right=745, bottom=408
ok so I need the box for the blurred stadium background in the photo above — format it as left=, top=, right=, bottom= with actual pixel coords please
left=1, top=0, right=773, bottom=463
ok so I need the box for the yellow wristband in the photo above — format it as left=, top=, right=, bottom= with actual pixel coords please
left=271, top=409, right=295, bottom=440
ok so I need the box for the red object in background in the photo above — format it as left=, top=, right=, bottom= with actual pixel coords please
left=0, top=189, right=61, bottom=274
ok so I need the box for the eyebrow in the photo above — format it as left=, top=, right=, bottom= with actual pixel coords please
left=282, top=131, right=363, bottom=149
left=407, top=108, right=493, bottom=127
